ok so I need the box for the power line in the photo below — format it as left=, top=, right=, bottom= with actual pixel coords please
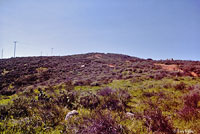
left=14, top=41, right=17, bottom=57
left=1, top=49, right=2, bottom=59
left=51, top=48, right=54, bottom=56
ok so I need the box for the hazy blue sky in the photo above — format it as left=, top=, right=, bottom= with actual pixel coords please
left=0, top=0, right=199, bottom=60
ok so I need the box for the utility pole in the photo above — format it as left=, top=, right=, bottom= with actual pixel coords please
left=41, top=51, right=43, bottom=56
left=51, top=48, right=54, bottom=56
left=14, top=41, right=17, bottom=57
left=1, top=49, right=3, bottom=59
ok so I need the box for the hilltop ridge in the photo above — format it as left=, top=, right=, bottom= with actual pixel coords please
left=1, top=53, right=200, bottom=95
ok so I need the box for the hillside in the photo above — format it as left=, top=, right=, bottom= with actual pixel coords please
left=1, top=53, right=200, bottom=133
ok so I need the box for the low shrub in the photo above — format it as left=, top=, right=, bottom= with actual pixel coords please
left=0, top=105, right=10, bottom=120
left=0, top=116, right=45, bottom=133
left=37, top=101, right=65, bottom=127
left=1, top=97, right=31, bottom=119
left=55, top=90, right=79, bottom=110
left=79, top=92, right=100, bottom=109
left=143, top=107, right=175, bottom=134
left=178, top=85, right=200, bottom=120
left=97, top=87, right=115, bottom=96
left=80, top=110, right=127, bottom=134
left=97, top=88, right=131, bottom=112
left=174, top=82, right=186, bottom=90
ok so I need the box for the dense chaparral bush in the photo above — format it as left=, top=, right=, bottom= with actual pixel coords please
left=174, top=82, right=186, bottom=90
left=55, top=90, right=79, bottom=110
left=143, top=106, right=175, bottom=134
left=178, top=85, right=200, bottom=120
left=66, top=110, right=128, bottom=134
left=79, top=92, right=100, bottom=109
left=0, top=97, right=31, bottom=120
left=97, top=88, right=131, bottom=111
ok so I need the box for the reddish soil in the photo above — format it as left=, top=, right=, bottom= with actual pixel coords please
left=155, top=62, right=199, bottom=77
left=154, top=63, right=183, bottom=72
left=191, top=72, right=198, bottom=77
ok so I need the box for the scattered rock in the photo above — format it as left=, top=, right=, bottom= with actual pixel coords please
left=90, top=81, right=100, bottom=86
left=107, top=64, right=115, bottom=68
left=65, top=110, right=79, bottom=120
left=126, top=112, right=135, bottom=118
left=81, top=65, right=85, bottom=68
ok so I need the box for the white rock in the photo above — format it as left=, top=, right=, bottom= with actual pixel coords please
left=81, top=65, right=85, bottom=68
left=126, top=112, right=135, bottom=118
left=65, top=110, right=79, bottom=120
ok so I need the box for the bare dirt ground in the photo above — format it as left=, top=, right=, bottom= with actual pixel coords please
left=154, top=63, right=184, bottom=72
left=155, top=63, right=198, bottom=77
